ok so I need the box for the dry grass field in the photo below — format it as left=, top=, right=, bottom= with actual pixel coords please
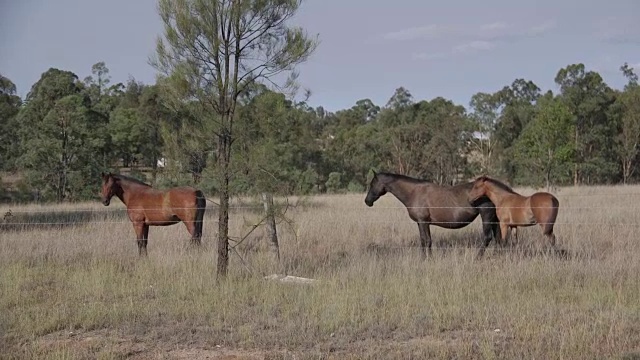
left=1, top=185, right=640, bottom=359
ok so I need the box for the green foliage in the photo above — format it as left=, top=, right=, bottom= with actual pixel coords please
left=18, top=93, right=106, bottom=201
left=347, top=181, right=364, bottom=193
left=0, top=74, right=22, bottom=170
left=6, top=54, right=640, bottom=204
left=325, top=172, right=343, bottom=193
left=12, top=69, right=108, bottom=201
left=611, top=71, right=640, bottom=183
left=555, top=63, right=618, bottom=184
left=109, top=107, right=144, bottom=166
left=512, top=95, right=575, bottom=188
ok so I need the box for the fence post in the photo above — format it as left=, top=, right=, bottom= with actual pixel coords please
left=261, top=192, right=280, bottom=263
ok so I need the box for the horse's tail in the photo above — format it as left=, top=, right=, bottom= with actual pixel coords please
left=194, top=189, right=206, bottom=239
left=543, top=195, right=560, bottom=236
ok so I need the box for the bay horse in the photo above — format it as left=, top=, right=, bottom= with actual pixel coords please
left=100, top=172, right=206, bottom=256
left=364, top=171, right=501, bottom=259
left=467, top=175, right=559, bottom=251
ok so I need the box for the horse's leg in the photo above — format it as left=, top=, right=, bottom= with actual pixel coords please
left=133, top=222, right=148, bottom=257
left=192, top=216, right=202, bottom=246
left=512, top=227, right=518, bottom=247
left=477, top=220, right=493, bottom=259
left=478, top=204, right=501, bottom=249
left=536, top=196, right=560, bottom=254
left=493, top=224, right=503, bottom=247
left=547, top=233, right=556, bottom=247
left=417, top=222, right=432, bottom=259
left=539, top=211, right=558, bottom=253
left=540, top=224, right=557, bottom=251
left=499, top=222, right=510, bottom=249
left=183, top=220, right=200, bottom=247
left=140, top=224, right=149, bottom=256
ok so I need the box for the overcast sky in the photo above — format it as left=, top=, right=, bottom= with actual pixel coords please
left=1, top=0, right=639, bottom=111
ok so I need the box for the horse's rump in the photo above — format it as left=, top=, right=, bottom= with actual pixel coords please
left=530, top=192, right=559, bottom=235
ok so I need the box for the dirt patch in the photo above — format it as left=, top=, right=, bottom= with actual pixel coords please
left=21, top=329, right=261, bottom=359
left=8, top=326, right=512, bottom=359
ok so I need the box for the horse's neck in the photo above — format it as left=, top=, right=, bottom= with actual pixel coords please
left=113, top=183, right=128, bottom=205
left=385, top=178, right=419, bottom=207
left=117, top=181, right=149, bottom=205
left=484, top=183, right=510, bottom=206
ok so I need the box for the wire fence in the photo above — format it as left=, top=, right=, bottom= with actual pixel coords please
left=2, top=190, right=640, bottom=230
left=5, top=203, right=640, bottom=212
left=1, top=220, right=639, bottom=226
left=1, top=208, right=640, bottom=224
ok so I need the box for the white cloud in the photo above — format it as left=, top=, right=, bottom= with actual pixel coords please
left=480, top=22, right=509, bottom=31
left=382, top=19, right=555, bottom=44
left=411, top=52, right=448, bottom=61
left=413, top=41, right=495, bottom=62
left=453, top=40, right=496, bottom=53
left=594, top=16, right=640, bottom=44
left=396, top=19, right=555, bottom=62
left=381, top=25, right=443, bottom=41
left=527, top=21, right=556, bottom=36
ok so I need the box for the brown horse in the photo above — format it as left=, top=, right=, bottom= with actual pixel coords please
left=364, top=171, right=501, bottom=259
left=467, top=175, right=559, bottom=251
left=100, top=172, right=206, bottom=256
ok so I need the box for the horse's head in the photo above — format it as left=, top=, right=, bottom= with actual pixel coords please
left=100, top=172, right=117, bottom=206
left=468, top=175, right=489, bottom=203
left=364, top=171, right=386, bottom=207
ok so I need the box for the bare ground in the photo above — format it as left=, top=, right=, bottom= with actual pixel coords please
left=17, top=325, right=517, bottom=360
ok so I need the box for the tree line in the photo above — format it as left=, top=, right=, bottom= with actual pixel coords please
left=0, top=62, right=636, bottom=201
left=1, top=60, right=639, bottom=203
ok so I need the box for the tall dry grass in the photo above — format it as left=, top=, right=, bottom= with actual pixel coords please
left=1, top=185, right=640, bottom=359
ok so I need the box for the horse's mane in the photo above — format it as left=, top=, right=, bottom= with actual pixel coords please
left=478, top=175, right=515, bottom=193
left=377, top=172, right=431, bottom=184
left=113, top=173, right=152, bottom=187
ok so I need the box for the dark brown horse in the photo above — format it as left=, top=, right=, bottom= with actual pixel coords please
left=364, top=171, right=501, bottom=258
left=467, top=175, right=559, bottom=251
left=100, top=172, right=206, bottom=256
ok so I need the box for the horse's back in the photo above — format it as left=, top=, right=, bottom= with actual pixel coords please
left=137, top=186, right=200, bottom=216
left=165, top=186, right=201, bottom=208
left=530, top=192, right=559, bottom=212
left=414, top=183, right=480, bottom=227
left=530, top=192, right=559, bottom=208
left=167, top=186, right=199, bottom=197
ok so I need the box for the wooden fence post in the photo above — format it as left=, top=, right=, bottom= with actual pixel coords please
left=261, top=192, right=280, bottom=263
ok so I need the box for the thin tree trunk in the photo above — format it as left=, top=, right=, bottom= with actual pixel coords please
left=60, top=126, right=68, bottom=202
left=546, top=150, right=552, bottom=191
left=216, top=133, right=231, bottom=279
left=574, top=127, right=579, bottom=185
left=151, top=123, right=159, bottom=186
left=545, top=170, right=551, bottom=192
left=261, top=192, right=280, bottom=263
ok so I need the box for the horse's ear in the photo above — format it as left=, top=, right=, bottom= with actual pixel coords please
left=367, top=169, right=377, bottom=183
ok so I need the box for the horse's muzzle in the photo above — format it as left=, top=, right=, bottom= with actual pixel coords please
left=364, top=198, right=374, bottom=207
left=102, top=199, right=110, bottom=206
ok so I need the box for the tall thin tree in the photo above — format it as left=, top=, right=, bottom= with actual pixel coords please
left=151, top=0, right=318, bottom=277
